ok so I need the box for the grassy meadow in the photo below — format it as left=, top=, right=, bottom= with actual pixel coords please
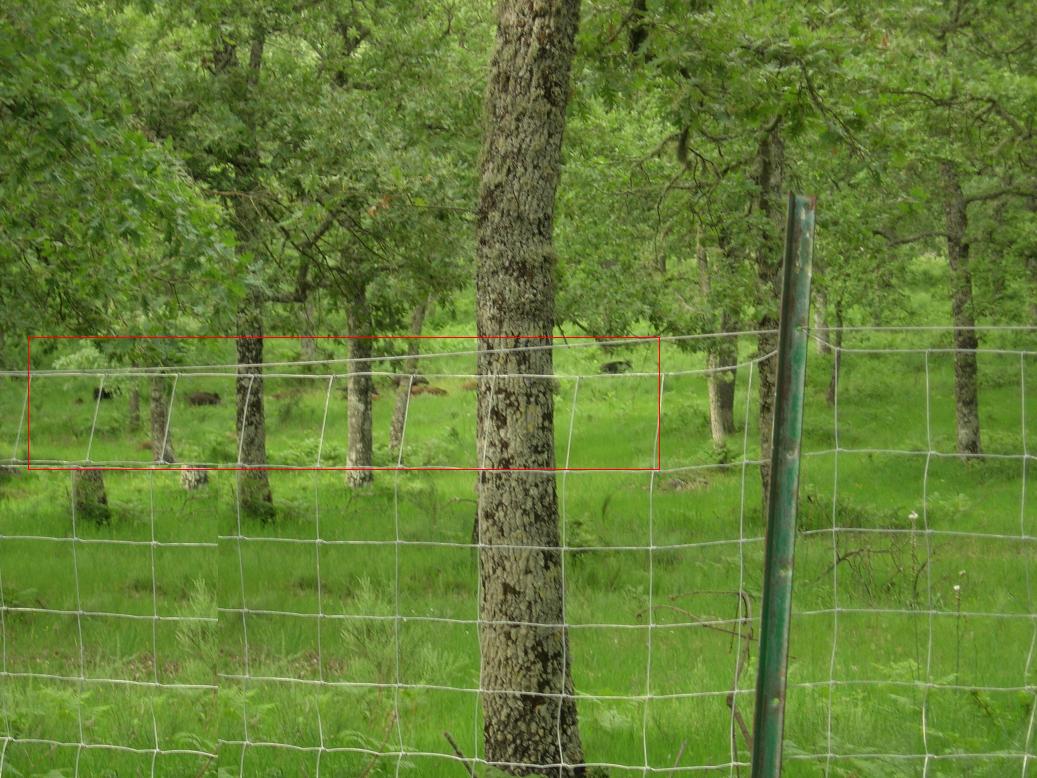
left=1, top=326, right=1035, bottom=777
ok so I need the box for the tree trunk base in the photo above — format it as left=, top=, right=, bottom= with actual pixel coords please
left=73, top=469, right=110, bottom=525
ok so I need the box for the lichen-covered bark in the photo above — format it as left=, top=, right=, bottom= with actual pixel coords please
left=707, top=339, right=737, bottom=444
left=753, top=120, right=785, bottom=517
left=475, top=1, right=583, bottom=773
left=72, top=469, right=109, bottom=525
left=940, top=161, right=981, bottom=456
left=236, top=301, right=273, bottom=516
left=150, top=375, right=176, bottom=464
left=346, top=282, right=374, bottom=488
left=696, top=233, right=736, bottom=446
left=389, top=294, right=430, bottom=457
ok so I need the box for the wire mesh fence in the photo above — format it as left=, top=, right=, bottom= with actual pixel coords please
left=0, top=329, right=1033, bottom=776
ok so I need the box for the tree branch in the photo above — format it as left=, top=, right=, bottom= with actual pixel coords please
left=873, top=228, right=948, bottom=247
left=964, top=184, right=1037, bottom=205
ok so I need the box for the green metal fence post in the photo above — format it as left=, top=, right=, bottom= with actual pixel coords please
left=750, top=193, right=817, bottom=778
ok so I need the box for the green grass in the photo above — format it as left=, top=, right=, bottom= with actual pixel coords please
left=1, top=332, right=1035, bottom=776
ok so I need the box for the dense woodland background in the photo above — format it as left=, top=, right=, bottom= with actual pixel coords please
left=3, top=0, right=1035, bottom=360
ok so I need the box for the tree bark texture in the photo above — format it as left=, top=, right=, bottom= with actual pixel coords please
left=346, top=282, right=374, bottom=487
left=707, top=337, right=737, bottom=445
left=940, top=161, right=981, bottom=456
left=150, top=375, right=176, bottom=464
left=813, top=287, right=832, bottom=355
left=753, top=120, right=785, bottom=517
left=475, top=0, right=584, bottom=773
left=72, top=469, right=109, bottom=525
left=236, top=300, right=273, bottom=516
left=389, top=294, right=431, bottom=458
left=696, top=232, right=737, bottom=447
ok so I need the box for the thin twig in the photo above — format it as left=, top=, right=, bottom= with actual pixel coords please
left=672, top=739, right=687, bottom=769
left=443, top=731, right=476, bottom=778
left=191, top=755, right=215, bottom=778
left=358, top=709, right=397, bottom=778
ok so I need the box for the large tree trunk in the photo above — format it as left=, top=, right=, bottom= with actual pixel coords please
left=346, top=282, right=374, bottom=487
left=150, top=375, right=176, bottom=464
left=236, top=299, right=273, bottom=516
left=941, top=161, right=981, bottom=456
left=72, top=469, right=109, bottom=525
left=475, top=0, right=584, bottom=774
left=696, top=231, right=736, bottom=447
left=389, top=294, right=431, bottom=458
left=754, top=120, right=785, bottom=518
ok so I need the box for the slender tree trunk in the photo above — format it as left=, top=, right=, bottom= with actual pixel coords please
left=300, top=295, right=317, bottom=366
left=696, top=231, right=736, bottom=447
left=941, top=161, right=981, bottom=456
left=708, top=328, right=737, bottom=441
left=128, top=386, right=140, bottom=430
left=72, top=469, right=109, bottom=525
left=346, top=282, right=374, bottom=487
left=389, top=294, right=431, bottom=458
left=475, top=0, right=584, bottom=773
left=236, top=298, right=273, bottom=516
left=826, top=299, right=844, bottom=406
left=814, top=287, right=832, bottom=355
left=754, top=120, right=785, bottom=517
left=150, top=375, right=176, bottom=464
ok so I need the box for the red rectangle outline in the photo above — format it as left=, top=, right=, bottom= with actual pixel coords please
left=26, top=334, right=662, bottom=473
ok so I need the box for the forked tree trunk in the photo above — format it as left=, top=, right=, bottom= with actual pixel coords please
left=150, top=375, right=176, bottom=464
left=475, top=1, right=583, bottom=773
left=236, top=301, right=273, bottom=516
left=346, top=282, right=374, bottom=487
left=941, top=161, right=981, bottom=456
left=72, top=469, right=109, bottom=525
left=754, top=120, right=785, bottom=518
left=389, top=294, right=431, bottom=458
